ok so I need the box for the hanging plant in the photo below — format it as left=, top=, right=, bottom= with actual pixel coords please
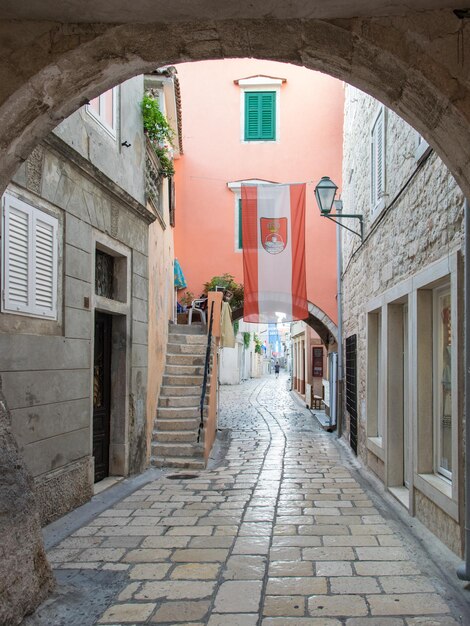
left=141, top=93, right=175, bottom=177
left=243, top=332, right=251, bottom=349
left=253, top=333, right=263, bottom=354
left=233, top=320, right=239, bottom=335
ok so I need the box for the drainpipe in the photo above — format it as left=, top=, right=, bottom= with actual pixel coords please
left=335, top=200, right=344, bottom=438
left=457, top=197, right=470, bottom=581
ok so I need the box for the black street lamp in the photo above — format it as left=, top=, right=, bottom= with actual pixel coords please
left=314, top=176, right=363, bottom=240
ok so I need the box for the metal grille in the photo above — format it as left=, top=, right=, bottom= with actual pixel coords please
left=95, top=250, right=114, bottom=299
left=345, top=334, right=358, bottom=455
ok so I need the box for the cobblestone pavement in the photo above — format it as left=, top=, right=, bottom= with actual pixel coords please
left=41, top=374, right=467, bottom=625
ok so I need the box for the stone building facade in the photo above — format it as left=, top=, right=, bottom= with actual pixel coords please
left=0, top=76, right=173, bottom=525
left=341, top=86, right=465, bottom=555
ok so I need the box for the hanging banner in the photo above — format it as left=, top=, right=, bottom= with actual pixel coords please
left=242, top=183, right=308, bottom=323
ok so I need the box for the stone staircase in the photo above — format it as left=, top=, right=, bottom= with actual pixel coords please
left=151, top=323, right=209, bottom=469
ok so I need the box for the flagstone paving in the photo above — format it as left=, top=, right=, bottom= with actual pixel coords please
left=43, top=374, right=467, bottom=625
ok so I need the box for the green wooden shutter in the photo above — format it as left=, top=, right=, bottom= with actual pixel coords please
left=238, top=198, right=243, bottom=249
left=244, top=92, right=275, bottom=141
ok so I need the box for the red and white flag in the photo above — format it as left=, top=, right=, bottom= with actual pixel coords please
left=242, top=183, right=308, bottom=323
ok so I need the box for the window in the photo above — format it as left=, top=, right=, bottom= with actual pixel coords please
left=415, top=131, right=431, bottom=163
left=244, top=91, right=276, bottom=141
left=87, top=88, right=117, bottom=137
left=433, top=285, right=452, bottom=480
left=371, top=106, right=386, bottom=213
left=1, top=194, right=58, bottom=319
left=312, top=347, right=324, bottom=377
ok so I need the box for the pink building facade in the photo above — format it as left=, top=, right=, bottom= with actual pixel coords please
left=173, top=59, right=344, bottom=328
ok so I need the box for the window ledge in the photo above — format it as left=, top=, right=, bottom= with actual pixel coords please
left=370, top=198, right=387, bottom=225
left=415, top=473, right=458, bottom=522
left=367, top=436, right=384, bottom=461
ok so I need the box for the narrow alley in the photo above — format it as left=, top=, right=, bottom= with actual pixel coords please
left=27, top=374, right=468, bottom=625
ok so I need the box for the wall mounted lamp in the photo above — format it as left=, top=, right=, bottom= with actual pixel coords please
left=314, top=176, right=363, bottom=241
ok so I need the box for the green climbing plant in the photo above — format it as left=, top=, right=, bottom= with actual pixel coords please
left=141, top=93, right=175, bottom=177
left=243, top=332, right=251, bottom=349
left=253, top=333, right=263, bottom=354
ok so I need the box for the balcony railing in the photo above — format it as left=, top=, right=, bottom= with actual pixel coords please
left=145, top=137, right=165, bottom=226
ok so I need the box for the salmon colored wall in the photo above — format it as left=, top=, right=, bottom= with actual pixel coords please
left=174, top=59, right=343, bottom=324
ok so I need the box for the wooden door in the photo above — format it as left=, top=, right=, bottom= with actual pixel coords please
left=93, top=312, right=112, bottom=482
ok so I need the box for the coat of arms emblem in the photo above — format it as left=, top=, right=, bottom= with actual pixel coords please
left=260, top=218, right=287, bottom=254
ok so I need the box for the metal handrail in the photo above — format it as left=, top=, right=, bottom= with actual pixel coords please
left=197, top=300, right=214, bottom=443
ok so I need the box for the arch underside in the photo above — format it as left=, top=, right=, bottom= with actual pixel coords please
left=231, top=302, right=338, bottom=346
left=0, top=11, right=469, bottom=200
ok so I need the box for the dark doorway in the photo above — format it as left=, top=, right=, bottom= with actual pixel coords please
left=93, top=312, right=112, bottom=482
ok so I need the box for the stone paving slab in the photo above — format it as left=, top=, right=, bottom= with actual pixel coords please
left=30, top=375, right=469, bottom=625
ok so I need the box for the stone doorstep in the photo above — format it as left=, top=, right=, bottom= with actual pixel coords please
left=158, top=395, right=204, bottom=408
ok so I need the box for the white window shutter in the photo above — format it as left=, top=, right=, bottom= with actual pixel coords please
left=2, top=194, right=58, bottom=319
left=371, top=107, right=385, bottom=210
left=377, top=109, right=385, bottom=199
left=32, top=212, right=58, bottom=317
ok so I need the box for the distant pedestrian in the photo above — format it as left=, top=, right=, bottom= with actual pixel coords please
left=274, top=361, right=280, bottom=378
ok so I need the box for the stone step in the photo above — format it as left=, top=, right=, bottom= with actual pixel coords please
left=167, top=342, right=206, bottom=355
left=169, top=334, right=208, bottom=345
left=158, top=395, right=204, bottom=408
left=152, top=442, right=204, bottom=458
left=165, top=364, right=206, bottom=377
left=159, top=384, right=208, bottom=397
left=155, top=430, right=200, bottom=443
left=169, top=323, right=206, bottom=335
left=155, top=418, right=199, bottom=432
left=162, top=375, right=204, bottom=387
left=166, top=353, right=205, bottom=366
left=151, top=456, right=205, bottom=470
left=157, top=406, right=206, bottom=420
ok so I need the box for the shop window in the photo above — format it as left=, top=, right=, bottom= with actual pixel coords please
left=1, top=193, right=58, bottom=319
left=433, top=285, right=452, bottom=479
left=367, top=309, right=383, bottom=442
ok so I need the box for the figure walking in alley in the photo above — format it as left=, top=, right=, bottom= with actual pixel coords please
left=274, top=360, right=280, bottom=378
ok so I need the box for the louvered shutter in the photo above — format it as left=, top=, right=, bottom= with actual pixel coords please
left=244, top=92, right=276, bottom=141
left=260, top=92, right=275, bottom=140
left=2, top=194, right=58, bottom=318
left=3, top=201, right=30, bottom=312
left=245, top=93, right=260, bottom=140
left=371, top=108, right=385, bottom=209
left=32, top=211, right=58, bottom=317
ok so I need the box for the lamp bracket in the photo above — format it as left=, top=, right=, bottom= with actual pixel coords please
left=321, top=212, right=364, bottom=240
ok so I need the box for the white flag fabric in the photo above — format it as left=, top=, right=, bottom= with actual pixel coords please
left=242, top=183, right=308, bottom=323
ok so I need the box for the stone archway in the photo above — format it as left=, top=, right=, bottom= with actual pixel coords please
left=0, top=9, right=469, bottom=200
left=1, top=4, right=470, bottom=622
left=232, top=301, right=338, bottom=347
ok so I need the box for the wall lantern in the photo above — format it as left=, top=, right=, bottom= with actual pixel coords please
left=314, top=176, right=338, bottom=215
left=314, top=176, right=364, bottom=240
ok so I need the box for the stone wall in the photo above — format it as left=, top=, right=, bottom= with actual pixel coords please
left=1, top=118, right=152, bottom=522
left=341, top=85, right=464, bottom=553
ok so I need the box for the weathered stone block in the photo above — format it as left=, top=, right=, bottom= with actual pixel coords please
left=0, top=385, right=54, bottom=625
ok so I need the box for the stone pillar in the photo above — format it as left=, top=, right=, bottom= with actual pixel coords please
left=0, top=384, right=54, bottom=625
